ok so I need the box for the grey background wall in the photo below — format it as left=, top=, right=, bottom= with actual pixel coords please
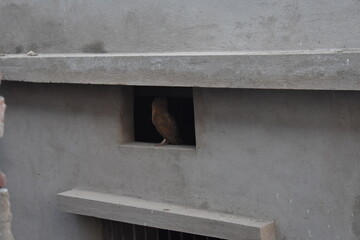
left=0, top=83, right=359, bottom=239
left=1, top=0, right=360, bottom=239
left=0, top=0, right=360, bottom=53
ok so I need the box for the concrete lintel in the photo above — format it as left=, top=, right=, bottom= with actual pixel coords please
left=1, top=49, right=360, bottom=90
left=57, top=189, right=275, bottom=240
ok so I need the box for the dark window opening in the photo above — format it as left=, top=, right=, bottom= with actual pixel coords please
left=134, top=87, right=196, bottom=146
left=102, top=220, right=224, bottom=240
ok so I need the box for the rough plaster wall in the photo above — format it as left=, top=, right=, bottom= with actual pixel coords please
left=77, top=87, right=360, bottom=239
left=0, top=0, right=360, bottom=53
left=0, top=83, right=129, bottom=240
left=192, top=89, right=360, bottom=240
left=0, top=84, right=360, bottom=239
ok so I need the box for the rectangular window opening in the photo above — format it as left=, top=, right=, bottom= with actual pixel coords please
left=133, top=86, right=196, bottom=146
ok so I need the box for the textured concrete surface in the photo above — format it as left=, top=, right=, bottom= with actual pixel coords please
left=0, top=83, right=118, bottom=240
left=0, top=0, right=360, bottom=53
left=0, top=83, right=359, bottom=239
left=58, top=189, right=276, bottom=240
left=1, top=50, right=360, bottom=90
left=0, top=0, right=360, bottom=239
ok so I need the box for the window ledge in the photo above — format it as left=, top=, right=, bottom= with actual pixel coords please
left=119, top=142, right=196, bottom=151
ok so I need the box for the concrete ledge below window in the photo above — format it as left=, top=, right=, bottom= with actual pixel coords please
left=119, top=142, right=196, bottom=151
left=57, top=189, right=275, bottom=240
left=1, top=49, right=360, bottom=91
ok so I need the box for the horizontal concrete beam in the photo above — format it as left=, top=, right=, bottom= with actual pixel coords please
left=58, top=189, right=275, bottom=240
left=1, top=49, right=360, bottom=90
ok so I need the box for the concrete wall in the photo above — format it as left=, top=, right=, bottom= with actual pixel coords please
left=0, top=83, right=117, bottom=240
left=0, top=83, right=359, bottom=239
left=1, top=0, right=360, bottom=239
left=1, top=0, right=360, bottom=53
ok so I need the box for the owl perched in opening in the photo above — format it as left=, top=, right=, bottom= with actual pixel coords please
left=0, top=171, right=6, bottom=188
left=152, top=97, right=183, bottom=146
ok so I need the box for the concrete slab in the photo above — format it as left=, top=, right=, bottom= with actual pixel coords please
left=1, top=49, right=360, bottom=90
left=58, top=189, right=276, bottom=240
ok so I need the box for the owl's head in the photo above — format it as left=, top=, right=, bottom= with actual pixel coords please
left=152, top=97, right=168, bottom=110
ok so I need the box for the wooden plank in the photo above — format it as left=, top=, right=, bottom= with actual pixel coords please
left=57, top=189, right=275, bottom=240
left=1, top=49, right=360, bottom=90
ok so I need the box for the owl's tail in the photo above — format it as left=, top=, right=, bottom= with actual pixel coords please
left=173, top=137, right=184, bottom=145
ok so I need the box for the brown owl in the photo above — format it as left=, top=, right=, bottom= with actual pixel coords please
left=152, top=97, right=183, bottom=146
left=0, top=171, right=6, bottom=188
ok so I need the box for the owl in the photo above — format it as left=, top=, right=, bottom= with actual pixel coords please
left=152, top=97, right=183, bottom=146
left=0, top=171, right=6, bottom=188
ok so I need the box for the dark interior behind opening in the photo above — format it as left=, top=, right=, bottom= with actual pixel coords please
left=134, top=87, right=196, bottom=146
left=102, top=220, right=224, bottom=240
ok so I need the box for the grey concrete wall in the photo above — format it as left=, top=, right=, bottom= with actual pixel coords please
left=1, top=0, right=360, bottom=239
left=1, top=0, right=360, bottom=53
left=0, top=83, right=359, bottom=239
left=0, top=83, right=122, bottom=240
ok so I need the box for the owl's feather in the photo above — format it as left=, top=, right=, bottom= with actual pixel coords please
left=152, top=98, right=183, bottom=145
